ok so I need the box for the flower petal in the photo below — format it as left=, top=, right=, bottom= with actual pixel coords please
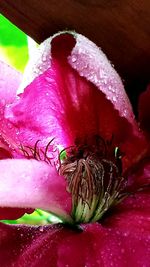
left=0, top=138, right=33, bottom=220
left=0, top=143, right=12, bottom=159
left=5, top=32, right=147, bottom=171
left=0, top=192, right=150, bottom=266
left=0, top=60, right=22, bottom=153
left=0, top=60, right=21, bottom=106
left=126, top=160, right=150, bottom=191
left=18, top=32, right=136, bottom=125
left=139, top=84, right=150, bottom=139
left=0, top=208, right=33, bottom=220
left=0, top=159, right=72, bottom=222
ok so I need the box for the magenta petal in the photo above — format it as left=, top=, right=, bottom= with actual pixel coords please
left=139, top=84, right=150, bottom=139
left=0, top=192, right=150, bottom=267
left=17, top=32, right=136, bottom=124
left=5, top=32, right=147, bottom=171
left=0, top=60, right=21, bottom=107
left=127, top=161, right=150, bottom=191
left=0, top=159, right=72, bottom=222
left=0, top=61, right=22, bottom=152
left=0, top=142, right=12, bottom=159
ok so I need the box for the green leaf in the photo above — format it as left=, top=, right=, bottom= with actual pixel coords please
left=0, top=14, right=29, bottom=72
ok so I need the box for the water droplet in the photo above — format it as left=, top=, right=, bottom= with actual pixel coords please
left=39, top=65, right=43, bottom=71
left=39, top=226, right=44, bottom=232
left=123, top=110, right=127, bottom=116
left=71, top=55, right=77, bottom=63
left=103, top=79, right=107, bottom=85
left=42, top=55, right=47, bottom=62
left=45, top=77, right=53, bottom=83
left=92, top=74, right=98, bottom=83
left=112, top=96, right=117, bottom=101
left=80, top=72, right=84, bottom=77
left=123, top=232, right=129, bottom=237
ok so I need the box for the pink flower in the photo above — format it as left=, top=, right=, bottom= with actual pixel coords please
left=0, top=32, right=150, bottom=267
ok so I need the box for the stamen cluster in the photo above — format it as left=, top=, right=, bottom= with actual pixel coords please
left=60, top=135, right=126, bottom=223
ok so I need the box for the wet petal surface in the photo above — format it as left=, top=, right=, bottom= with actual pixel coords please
left=0, top=60, right=21, bottom=106
left=0, top=159, right=72, bottom=222
left=0, top=190, right=149, bottom=267
left=5, top=32, right=147, bottom=171
left=0, top=60, right=22, bottom=153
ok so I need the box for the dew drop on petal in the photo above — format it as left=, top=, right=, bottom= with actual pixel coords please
left=39, top=226, right=44, bottom=232
left=42, top=55, right=47, bottom=62
left=71, top=55, right=77, bottom=63
left=45, top=76, right=54, bottom=83
left=103, top=79, right=107, bottom=85
left=112, top=96, right=117, bottom=102
left=93, top=74, right=98, bottom=83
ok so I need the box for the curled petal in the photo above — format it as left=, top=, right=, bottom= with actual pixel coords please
left=0, top=191, right=150, bottom=266
left=5, top=32, right=147, bottom=171
left=0, top=159, right=72, bottom=222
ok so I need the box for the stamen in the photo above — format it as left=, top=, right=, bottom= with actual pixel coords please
left=20, top=144, right=31, bottom=158
left=44, top=138, right=55, bottom=161
left=59, top=136, right=126, bottom=223
left=20, top=139, right=55, bottom=164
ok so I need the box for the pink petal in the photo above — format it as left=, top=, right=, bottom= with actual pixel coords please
left=5, top=32, right=147, bottom=171
left=139, top=84, right=150, bottom=139
left=0, top=192, right=150, bottom=267
left=0, top=139, right=33, bottom=220
left=0, top=61, right=22, bottom=153
left=0, top=159, right=72, bottom=223
left=0, top=60, right=21, bottom=106
left=0, top=140, right=28, bottom=220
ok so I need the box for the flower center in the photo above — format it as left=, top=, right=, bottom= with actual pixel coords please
left=59, top=136, right=126, bottom=223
